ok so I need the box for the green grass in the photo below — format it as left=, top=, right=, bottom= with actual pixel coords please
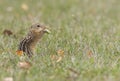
left=0, top=0, right=120, bottom=81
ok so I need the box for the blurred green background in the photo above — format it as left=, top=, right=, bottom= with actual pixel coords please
left=0, top=0, right=120, bottom=81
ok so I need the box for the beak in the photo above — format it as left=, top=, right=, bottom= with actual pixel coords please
left=44, top=28, right=51, bottom=34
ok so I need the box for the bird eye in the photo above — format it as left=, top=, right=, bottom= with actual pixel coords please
left=37, top=24, right=40, bottom=27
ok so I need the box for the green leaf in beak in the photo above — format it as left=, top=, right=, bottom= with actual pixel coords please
left=44, top=29, right=51, bottom=34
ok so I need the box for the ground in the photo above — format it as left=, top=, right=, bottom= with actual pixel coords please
left=0, top=0, right=120, bottom=81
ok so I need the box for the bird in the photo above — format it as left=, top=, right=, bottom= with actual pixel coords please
left=17, top=23, right=50, bottom=57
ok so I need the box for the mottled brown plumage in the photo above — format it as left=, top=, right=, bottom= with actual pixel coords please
left=18, top=23, right=50, bottom=57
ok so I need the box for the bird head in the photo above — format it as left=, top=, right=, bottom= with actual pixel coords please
left=30, top=23, right=51, bottom=35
